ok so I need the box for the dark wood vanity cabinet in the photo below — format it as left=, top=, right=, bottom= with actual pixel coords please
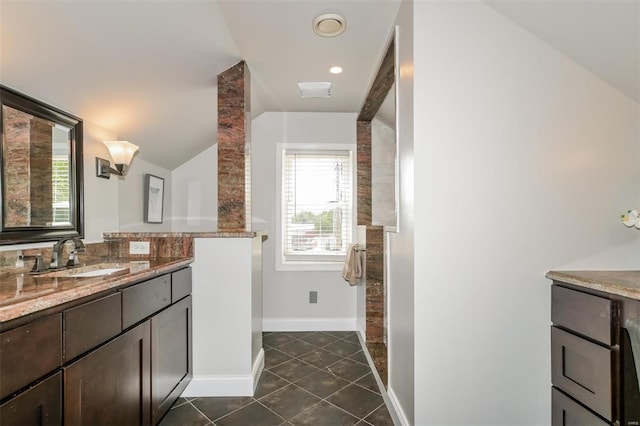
left=0, top=266, right=192, bottom=426
left=551, top=282, right=640, bottom=426
left=64, top=322, right=151, bottom=426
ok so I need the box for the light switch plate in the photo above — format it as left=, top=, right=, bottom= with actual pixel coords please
left=309, top=291, right=318, bottom=304
left=129, top=241, right=150, bottom=255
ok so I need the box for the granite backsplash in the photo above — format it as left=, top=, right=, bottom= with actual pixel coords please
left=0, top=235, right=194, bottom=274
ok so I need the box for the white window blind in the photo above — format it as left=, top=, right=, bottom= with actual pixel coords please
left=282, top=149, right=353, bottom=263
left=51, top=154, right=70, bottom=225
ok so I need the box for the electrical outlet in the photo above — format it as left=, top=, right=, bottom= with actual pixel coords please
left=309, top=291, right=318, bottom=304
left=129, top=241, right=150, bottom=255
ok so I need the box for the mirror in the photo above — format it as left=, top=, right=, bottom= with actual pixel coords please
left=1, top=85, right=84, bottom=245
left=359, top=35, right=398, bottom=230
left=371, top=82, right=396, bottom=227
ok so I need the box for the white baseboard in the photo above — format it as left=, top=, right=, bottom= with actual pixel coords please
left=355, top=333, right=407, bottom=426
left=263, top=317, right=356, bottom=332
left=252, top=348, right=265, bottom=393
left=387, top=386, right=410, bottom=426
left=183, top=349, right=265, bottom=397
left=356, top=322, right=366, bottom=343
left=182, top=375, right=254, bottom=397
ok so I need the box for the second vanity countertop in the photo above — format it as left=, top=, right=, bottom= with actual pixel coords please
left=546, top=270, right=640, bottom=300
left=0, top=257, right=193, bottom=323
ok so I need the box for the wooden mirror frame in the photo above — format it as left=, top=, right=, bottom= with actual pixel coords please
left=0, top=85, right=84, bottom=245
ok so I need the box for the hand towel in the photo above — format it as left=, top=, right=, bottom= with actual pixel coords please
left=625, top=317, right=640, bottom=390
left=342, top=244, right=362, bottom=286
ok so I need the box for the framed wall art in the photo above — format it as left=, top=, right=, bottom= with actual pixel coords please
left=144, top=174, right=164, bottom=223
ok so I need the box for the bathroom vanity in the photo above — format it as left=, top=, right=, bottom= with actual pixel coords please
left=0, top=258, right=193, bottom=426
left=547, top=270, right=640, bottom=426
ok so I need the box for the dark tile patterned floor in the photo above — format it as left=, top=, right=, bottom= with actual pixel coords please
left=159, top=331, right=394, bottom=426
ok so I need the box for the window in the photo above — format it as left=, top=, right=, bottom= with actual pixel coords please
left=51, top=155, right=70, bottom=225
left=277, top=144, right=355, bottom=270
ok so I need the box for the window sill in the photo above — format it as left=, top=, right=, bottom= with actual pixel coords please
left=276, top=261, right=343, bottom=272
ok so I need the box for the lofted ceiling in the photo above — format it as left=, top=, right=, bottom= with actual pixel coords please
left=1, top=1, right=638, bottom=170
left=0, top=0, right=400, bottom=169
left=485, top=0, right=640, bottom=103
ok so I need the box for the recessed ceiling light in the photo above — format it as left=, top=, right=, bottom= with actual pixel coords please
left=313, top=13, right=346, bottom=38
left=329, top=66, right=343, bottom=74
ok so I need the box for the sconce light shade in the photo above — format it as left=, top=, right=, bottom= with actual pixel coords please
left=96, top=140, right=139, bottom=179
left=103, top=140, right=138, bottom=165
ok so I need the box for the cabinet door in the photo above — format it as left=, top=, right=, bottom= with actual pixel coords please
left=0, top=372, right=62, bottom=426
left=151, top=295, right=192, bottom=425
left=64, top=322, right=151, bottom=426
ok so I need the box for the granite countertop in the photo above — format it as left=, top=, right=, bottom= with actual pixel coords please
left=546, top=270, right=640, bottom=300
left=0, top=257, right=193, bottom=323
left=103, top=231, right=263, bottom=239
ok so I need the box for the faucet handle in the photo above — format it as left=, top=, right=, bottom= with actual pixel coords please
left=22, top=254, right=48, bottom=274
left=66, top=250, right=82, bottom=268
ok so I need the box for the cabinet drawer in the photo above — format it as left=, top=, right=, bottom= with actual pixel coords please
left=552, top=387, right=609, bottom=426
left=121, top=275, right=171, bottom=329
left=64, top=292, right=122, bottom=361
left=551, top=326, right=613, bottom=421
left=0, top=314, right=62, bottom=400
left=0, top=372, right=62, bottom=426
left=552, top=286, right=613, bottom=344
left=172, top=267, right=192, bottom=303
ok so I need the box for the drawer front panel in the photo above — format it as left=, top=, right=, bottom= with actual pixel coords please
left=121, top=275, right=171, bottom=330
left=552, top=388, right=609, bottom=426
left=552, top=285, right=613, bottom=344
left=171, top=267, right=192, bottom=303
left=551, top=326, right=613, bottom=420
left=0, top=314, right=62, bottom=400
left=64, top=292, right=122, bottom=361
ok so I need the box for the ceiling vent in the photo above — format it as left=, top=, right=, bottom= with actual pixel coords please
left=312, top=13, right=346, bottom=38
left=298, top=82, right=331, bottom=98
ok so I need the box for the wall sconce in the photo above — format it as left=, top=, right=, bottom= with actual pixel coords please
left=96, top=140, right=139, bottom=179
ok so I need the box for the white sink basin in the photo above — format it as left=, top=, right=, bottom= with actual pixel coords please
left=69, top=268, right=127, bottom=278
left=33, top=263, right=131, bottom=279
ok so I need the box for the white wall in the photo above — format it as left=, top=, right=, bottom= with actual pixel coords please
left=171, top=145, right=218, bottom=232
left=413, top=2, right=640, bottom=425
left=117, top=156, right=172, bottom=232
left=83, top=122, right=120, bottom=242
left=252, top=112, right=358, bottom=330
left=185, top=237, right=263, bottom=397
left=386, top=1, right=415, bottom=424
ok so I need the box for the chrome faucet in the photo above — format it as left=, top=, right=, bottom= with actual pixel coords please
left=49, top=237, right=86, bottom=270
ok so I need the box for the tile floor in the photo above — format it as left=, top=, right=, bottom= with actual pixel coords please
left=159, top=331, right=394, bottom=426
